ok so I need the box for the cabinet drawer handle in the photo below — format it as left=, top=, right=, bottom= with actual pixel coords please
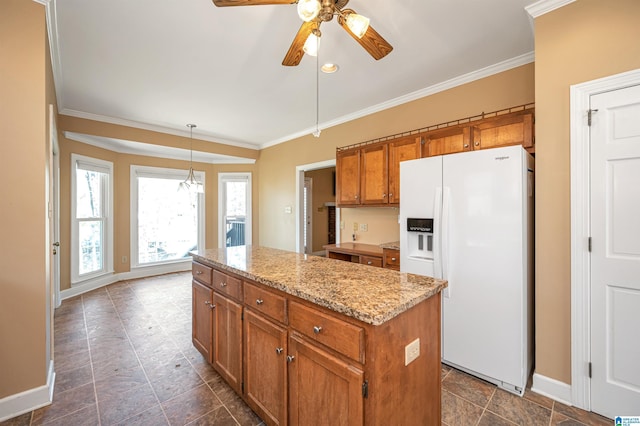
left=313, top=326, right=322, bottom=334
left=275, top=347, right=283, bottom=355
left=287, top=355, right=295, bottom=363
left=220, top=282, right=227, bottom=287
left=391, top=257, right=397, bottom=261
left=195, top=270, right=202, bottom=275
left=210, top=304, right=216, bottom=310
left=367, top=261, right=372, bottom=265
left=256, top=299, right=264, bottom=305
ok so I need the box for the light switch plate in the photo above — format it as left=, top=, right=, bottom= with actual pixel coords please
left=405, top=338, right=420, bottom=366
left=360, top=223, right=368, bottom=232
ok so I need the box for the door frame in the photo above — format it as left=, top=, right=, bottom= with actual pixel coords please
left=295, top=159, right=336, bottom=254
left=569, top=68, right=640, bottom=410
left=218, top=172, right=252, bottom=248
left=303, top=177, right=313, bottom=254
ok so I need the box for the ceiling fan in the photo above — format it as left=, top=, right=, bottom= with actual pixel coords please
left=211, top=0, right=393, bottom=66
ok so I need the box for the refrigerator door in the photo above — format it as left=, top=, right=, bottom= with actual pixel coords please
left=441, top=145, right=527, bottom=390
left=400, top=156, right=442, bottom=278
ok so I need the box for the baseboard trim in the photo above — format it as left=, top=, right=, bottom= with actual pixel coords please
left=61, top=261, right=191, bottom=301
left=531, top=372, right=573, bottom=406
left=0, top=361, right=55, bottom=423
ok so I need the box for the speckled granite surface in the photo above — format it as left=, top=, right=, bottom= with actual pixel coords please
left=379, top=241, right=400, bottom=250
left=191, top=245, right=447, bottom=326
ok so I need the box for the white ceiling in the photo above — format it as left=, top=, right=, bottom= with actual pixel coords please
left=50, top=0, right=538, bottom=153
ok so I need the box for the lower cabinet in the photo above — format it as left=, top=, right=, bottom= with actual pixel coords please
left=192, top=280, right=213, bottom=363
left=244, top=309, right=288, bottom=426
left=212, top=292, right=243, bottom=394
left=288, top=334, right=364, bottom=426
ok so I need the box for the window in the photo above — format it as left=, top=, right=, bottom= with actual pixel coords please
left=71, top=154, right=113, bottom=284
left=218, top=173, right=252, bottom=248
left=131, top=166, right=205, bottom=267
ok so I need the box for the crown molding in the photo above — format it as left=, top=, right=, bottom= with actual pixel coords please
left=526, top=0, right=575, bottom=18
left=59, top=109, right=260, bottom=151
left=260, top=51, right=535, bottom=149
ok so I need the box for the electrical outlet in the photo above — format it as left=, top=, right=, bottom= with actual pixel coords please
left=353, top=222, right=358, bottom=232
left=122, top=256, right=128, bottom=264
left=360, top=223, right=368, bottom=232
left=405, top=338, right=420, bottom=366
left=284, top=205, right=292, bottom=214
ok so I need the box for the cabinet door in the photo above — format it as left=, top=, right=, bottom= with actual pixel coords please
left=360, top=143, right=388, bottom=205
left=288, top=335, right=364, bottom=426
left=388, top=136, right=421, bottom=204
left=471, top=112, right=534, bottom=150
left=192, top=280, right=213, bottom=363
left=336, top=149, right=360, bottom=206
left=423, top=126, right=472, bottom=157
left=244, top=310, right=288, bottom=426
left=212, top=292, right=243, bottom=394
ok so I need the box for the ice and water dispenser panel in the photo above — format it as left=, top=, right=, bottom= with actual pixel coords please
left=406, top=218, right=434, bottom=260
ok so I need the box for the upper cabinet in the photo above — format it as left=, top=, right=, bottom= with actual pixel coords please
left=336, top=105, right=534, bottom=208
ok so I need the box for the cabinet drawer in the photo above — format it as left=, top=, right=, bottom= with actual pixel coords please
left=244, top=282, right=287, bottom=324
left=289, top=301, right=364, bottom=363
left=212, top=270, right=243, bottom=301
left=383, top=249, right=400, bottom=270
left=192, top=262, right=213, bottom=287
left=360, top=255, right=382, bottom=268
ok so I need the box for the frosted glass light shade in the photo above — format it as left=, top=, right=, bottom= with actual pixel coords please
left=346, top=13, right=370, bottom=38
left=297, top=0, right=321, bottom=22
left=303, top=32, right=320, bottom=56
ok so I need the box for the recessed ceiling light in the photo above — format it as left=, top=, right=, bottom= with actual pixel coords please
left=321, top=63, right=339, bottom=74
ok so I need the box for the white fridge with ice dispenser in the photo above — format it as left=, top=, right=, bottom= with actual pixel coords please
left=399, top=145, right=534, bottom=395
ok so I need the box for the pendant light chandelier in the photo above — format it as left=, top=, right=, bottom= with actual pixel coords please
left=179, top=123, right=204, bottom=193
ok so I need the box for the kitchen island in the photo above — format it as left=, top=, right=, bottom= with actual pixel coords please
left=191, top=245, right=447, bottom=426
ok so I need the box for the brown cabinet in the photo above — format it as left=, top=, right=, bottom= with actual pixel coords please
left=324, top=243, right=384, bottom=268
left=212, top=292, right=243, bottom=394
left=423, top=125, right=472, bottom=157
left=192, top=279, right=214, bottom=363
left=360, top=255, right=383, bottom=268
left=471, top=111, right=534, bottom=150
left=388, top=136, right=421, bottom=204
left=360, top=143, right=388, bottom=205
left=383, top=248, right=400, bottom=271
left=244, top=309, right=288, bottom=426
left=288, top=334, right=364, bottom=426
left=336, top=149, right=360, bottom=206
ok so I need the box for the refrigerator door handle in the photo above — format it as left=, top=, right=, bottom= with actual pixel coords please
left=441, top=186, right=451, bottom=298
left=433, top=187, right=443, bottom=280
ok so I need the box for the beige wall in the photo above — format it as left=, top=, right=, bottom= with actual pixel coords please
left=534, top=0, right=640, bottom=384
left=341, top=207, right=399, bottom=245
left=58, top=134, right=259, bottom=290
left=0, top=0, right=49, bottom=398
left=259, top=63, right=535, bottom=251
left=304, top=167, right=336, bottom=252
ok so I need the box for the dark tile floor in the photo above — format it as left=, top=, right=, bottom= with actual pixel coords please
left=1, top=272, right=612, bottom=426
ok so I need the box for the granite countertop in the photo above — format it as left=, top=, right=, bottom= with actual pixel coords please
left=191, top=245, right=447, bottom=326
left=322, top=242, right=383, bottom=256
left=379, top=241, right=400, bottom=250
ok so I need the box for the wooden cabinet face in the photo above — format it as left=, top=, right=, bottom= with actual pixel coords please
left=388, top=136, right=421, bottom=204
left=471, top=112, right=533, bottom=150
left=288, top=335, right=364, bottom=426
left=192, top=280, right=213, bottom=363
left=244, top=310, right=288, bottom=426
left=336, top=150, right=360, bottom=206
left=424, top=126, right=471, bottom=157
left=360, top=143, right=388, bottom=205
left=383, top=248, right=400, bottom=270
left=212, top=292, right=243, bottom=394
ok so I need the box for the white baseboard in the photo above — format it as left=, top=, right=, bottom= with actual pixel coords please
left=0, top=360, right=55, bottom=423
left=531, top=372, right=573, bottom=406
left=61, top=260, right=191, bottom=301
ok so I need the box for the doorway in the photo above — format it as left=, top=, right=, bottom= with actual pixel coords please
left=570, top=69, right=640, bottom=416
left=218, top=173, right=252, bottom=248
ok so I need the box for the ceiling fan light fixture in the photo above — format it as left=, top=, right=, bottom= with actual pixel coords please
left=297, top=0, right=321, bottom=22
left=345, top=12, right=370, bottom=38
left=303, top=30, right=321, bottom=57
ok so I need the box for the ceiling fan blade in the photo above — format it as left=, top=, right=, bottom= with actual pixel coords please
left=212, top=0, right=294, bottom=6
left=338, top=15, right=393, bottom=60
left=282, top=21, right=318, bottom=67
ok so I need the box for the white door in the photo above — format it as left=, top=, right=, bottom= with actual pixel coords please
left=218, top=173, right=252, bottom=248
left=590, top=84, right=640, bottom=417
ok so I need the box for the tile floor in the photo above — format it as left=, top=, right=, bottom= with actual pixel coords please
left=1, top=272, right=612, bottom=426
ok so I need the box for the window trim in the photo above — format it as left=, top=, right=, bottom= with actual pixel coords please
left=130, top=165, right=205, bottom=269
left=71, top=154, right=114, bottom=285
left=218, top=172, right=252, bottom=248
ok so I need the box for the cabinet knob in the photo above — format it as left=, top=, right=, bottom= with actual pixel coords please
left=382, top=193, right=386, bottom=198
left=367, top=261, right=372, bottom=265
left=474, top=141, right=480, bottom=146
left=391, top=257, right=397, bottom=261
left=220, top=282, right=227, bottom=287
left=256, top=299, right=264, bottom=305
left=209, top=304, right=216, bottom=310
left=204, top=300, right=209, bottom=306
left=313, top=326, right=322, bottom=334
left=464, top=144, right=469, bottom=148
left=389, top=193, right=393, bottom=197
left=355, top=195, right=358, bottom=199
left=287, top=355, right=295, bottom=363
left=275, top=347, right=283, bottom=355
left=195, top=270, right=202, bottom=275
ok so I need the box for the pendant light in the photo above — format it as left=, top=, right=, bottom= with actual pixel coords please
left=179, top=124, right=204, bottom=193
